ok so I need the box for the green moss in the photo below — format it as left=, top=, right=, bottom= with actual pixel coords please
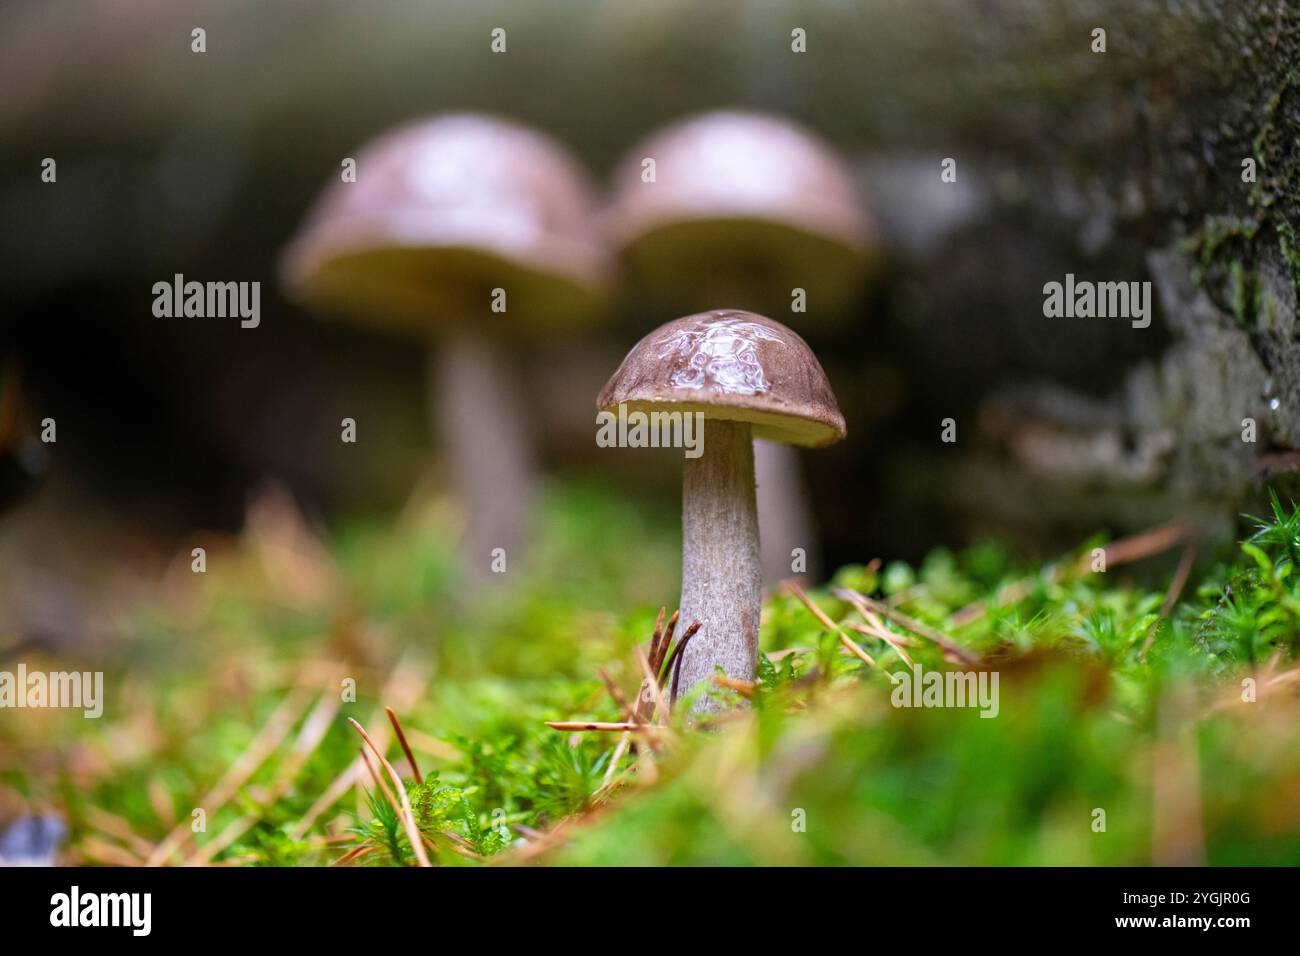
left=1277, top=218, right=1300, bottom=291
left=1193, top=64, right=1300, bottom=321
left=5, top=482, right=1300, bottom=866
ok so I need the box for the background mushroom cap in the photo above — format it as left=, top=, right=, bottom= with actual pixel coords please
left=281, top=113, right=610, bottom=334
left=598, top=309, right=846, bottom=448
left=609, top=111, right=874, bottom=312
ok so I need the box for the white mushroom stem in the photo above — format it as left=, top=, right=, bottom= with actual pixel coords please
left=675, top=418, right=762, bottom=709
left=691, top=280, right=827, bottom=588
left=754, top=439, right=819, bottom=583
left=431, top=333, right=534, bottom=582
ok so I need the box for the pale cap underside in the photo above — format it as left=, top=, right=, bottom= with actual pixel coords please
left=281, top=114, right=608, bottom=333
left=610, top=111, right=872, bottom=313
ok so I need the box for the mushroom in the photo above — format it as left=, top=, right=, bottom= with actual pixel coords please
left=598, top=309, right=845, bottom=707
left=282, top=114, right=608, bottom=579
left=609, top=110, right=873, bottom=584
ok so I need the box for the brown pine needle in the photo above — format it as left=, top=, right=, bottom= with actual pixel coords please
left=600, top=732, right=632, bottom=790
left=1205, top=664, right=1300, bottom=714
left=84, top=806, right=155, bottom=860
left=661, top=619, right=701, bottom=685
left=1077, top=519, right=1190, bottom=576
left=951, top=579, right=1033, bottom=628
left=597, top=667, right=635, bottom=721
left=546, top=610, right=691, bottom=772
left=953, top=519, right=1193, bottom=627
left=386, top=707, right=423, bottom=785
left=647, top=606, right=668, bottom=671
left=837, top=630, right=877, bottom=668
left=670, top=621, right=702, bottom=702
left=427, top=831, right=478, bottom=861
left=332, top=842, right=375, bottom=867
left=846, top=619, right=916, bottom=668
left=859, top=604, right=914, bottom=660
left=184, top=687, right=342, bottom=866
left=148, top=779, right=176, bottom=829
left=656, top=610, right=680, bottom=672
left=833, top=588, right=978, bottom=665
left=786, top=582, right=876, bottom=667
left=358, top=746, right=398, bottom=811
left=633, top=644, right=670, bottom=726
left=292, top=762, right=362, bottom=842
left=786, top=581, right=840, bottom=632
left=1160, top=541, right=1198, bottom=619
left=78, top=835, right=145, bottom=867
left=508, top=816, right=578, bottom=864
left=713, top=674, right=758, bottom=696
left=847, top=618, right=920, bottom=647
left=348, top=718, right=431, bottom=868
left=438, top=828, right=478, bottom=852
left=545, top=721, right=661, bottom=733
left=146, top=675, right=316, bottom=866
left=288, top=652, right=430, bottom=840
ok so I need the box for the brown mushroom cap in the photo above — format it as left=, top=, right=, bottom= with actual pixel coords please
left=281, top=114, right=609, bottom=333
left=597, top=309, right=845, bottom=447
left=609, top=111, right=872, bottom=309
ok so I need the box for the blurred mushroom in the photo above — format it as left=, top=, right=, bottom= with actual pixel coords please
left=599, top=309, right=845, bottom=708
left=608, top=110, right=873, bottom=584
left=282, top=114, right=608, bottom=579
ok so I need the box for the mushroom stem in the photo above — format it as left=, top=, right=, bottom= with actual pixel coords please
left=431, top=333, right=534, bottom=582
left=675, top=418, right=762, bottom=708
left=754, top=439, right=819, bottom=583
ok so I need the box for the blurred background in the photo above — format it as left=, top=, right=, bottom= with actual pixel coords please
left=3, top=0, right=1298, bottom=652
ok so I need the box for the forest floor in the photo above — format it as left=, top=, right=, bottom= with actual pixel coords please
left=2, top=479, right=1299, bottom=866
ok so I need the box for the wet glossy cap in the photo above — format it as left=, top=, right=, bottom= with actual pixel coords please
left=282, top=114, right=609, bottom=332
left=609, top=111, right=872, bottom=310
left=598, top=309, right=845, bottom=447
